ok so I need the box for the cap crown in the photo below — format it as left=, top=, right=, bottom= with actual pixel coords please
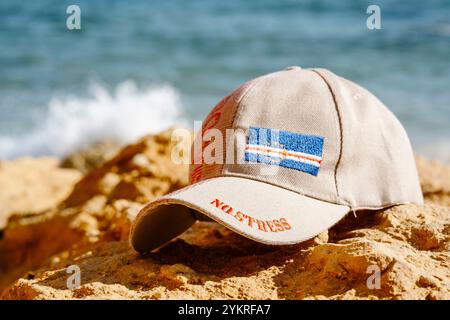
left=190, top=67, right=423, bottom=210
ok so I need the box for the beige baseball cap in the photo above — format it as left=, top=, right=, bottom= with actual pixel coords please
left=130, top=66, right=423, bottom=253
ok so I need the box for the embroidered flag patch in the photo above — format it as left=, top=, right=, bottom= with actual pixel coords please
left=244, top=127, right=324, bottom=176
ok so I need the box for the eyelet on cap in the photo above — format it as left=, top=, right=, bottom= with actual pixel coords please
left=285, top=66, right=302, bottom=71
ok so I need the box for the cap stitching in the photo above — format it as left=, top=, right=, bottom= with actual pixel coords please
left=221, top=75, right=268, bottom=175
left=222, top=69, right=344, bottom=205
left=311, top=69, right=344, bottom=203
left=222, top=171, right=344, bottom=206
left=144, top=197, right=307, bottom=246
left=129, top=178, right=212, bottom=236
left=184, top=174, right=416, bottom=211
left=230, top=75, right=268, bottom=135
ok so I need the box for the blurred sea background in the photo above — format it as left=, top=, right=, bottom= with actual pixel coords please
left=0, top=0, right=449, bottom=161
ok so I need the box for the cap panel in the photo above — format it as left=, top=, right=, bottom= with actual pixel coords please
left=189, top=79, right=259, bottom=184
left=223, top=68, right=342, bottom=204
left=313, top=69, right=423, bottom=208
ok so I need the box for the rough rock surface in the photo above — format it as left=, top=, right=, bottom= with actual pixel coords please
left=0, top=128, right=189, bottom=290
left=61, top=140, right=121, bottom=174
left=0, top=129, right=449, bottom=299
left=0, top=157, right=81, bottom=229
left=416, top=156, right=450, bottom=207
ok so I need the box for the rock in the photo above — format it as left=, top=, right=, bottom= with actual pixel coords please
left=61, top=140, right=121, bottom=174
left=0, top=128, right=189, bottom=291
left=0, top=157, right=81, bottom=229
left=0, top=129, right=449, bottom=300
left=416, top=156, right=450, bottom=206
left=1, top=204, right=449, bottom=300
left=63, top=128, right=189, bottom=208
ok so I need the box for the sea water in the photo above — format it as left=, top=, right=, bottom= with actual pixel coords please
left=0, top=0, right=449, bottom=161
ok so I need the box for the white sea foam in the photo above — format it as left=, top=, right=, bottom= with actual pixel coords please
left=0, top=81, right=188, bottom=159
left=1, top=81, right=449, bottom=165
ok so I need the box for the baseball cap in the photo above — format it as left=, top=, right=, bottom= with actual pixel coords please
left=130, top=66, right=423, bottom=253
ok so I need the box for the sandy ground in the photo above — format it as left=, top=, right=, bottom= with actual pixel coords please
left=0, top=129, right=449, bottom=299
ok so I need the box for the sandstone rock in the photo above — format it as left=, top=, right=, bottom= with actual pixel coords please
left=0, top=129, right=448, bottom=300
left=0, top=157, right=81, bottom=229
left=416, top=156, right=450, bottom=206
left=61, top=140, right=121, bottom=174
left=0, top=128, right=189, bottom=291
left=1, top=204, right=448, bottom=300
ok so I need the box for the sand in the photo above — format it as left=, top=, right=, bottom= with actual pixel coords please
left=0, top=128, right=449, bottom=299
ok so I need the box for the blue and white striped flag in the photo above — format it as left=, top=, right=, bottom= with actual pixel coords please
left=244, top=127, right=324, bottom=176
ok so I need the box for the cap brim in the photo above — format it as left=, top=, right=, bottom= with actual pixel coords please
left=130, top=176, right=349, bottom=253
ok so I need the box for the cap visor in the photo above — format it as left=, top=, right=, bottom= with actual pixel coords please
left=130, top=176, right=349, bottom=253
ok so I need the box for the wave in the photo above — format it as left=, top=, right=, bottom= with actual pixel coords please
left=1, top=80, right=448, bottom=165
left=0, top=81, right=188, bottom=159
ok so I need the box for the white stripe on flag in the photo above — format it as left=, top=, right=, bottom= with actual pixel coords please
left=245, top=144, right=321, bottom=167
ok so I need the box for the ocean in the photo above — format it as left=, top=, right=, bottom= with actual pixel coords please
left=0, top=0, right=449, bottom=161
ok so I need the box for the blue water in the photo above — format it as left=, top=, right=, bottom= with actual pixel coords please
left=0, top=0, right=449, bottom=160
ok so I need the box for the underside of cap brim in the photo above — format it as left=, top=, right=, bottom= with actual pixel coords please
left=130, top=176, right=350, bottom=253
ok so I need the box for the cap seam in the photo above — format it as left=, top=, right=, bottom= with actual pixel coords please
left=131, top=173, right=419, bottom=243
left=221, top=74, right=268, bottom=175
left=141, top=197, right=308, bottom=246
left=190, top=175, right=418, bottom=210
left=311, top=69, right=344, bottom=204
left=217, top=172, right=348, bottom=209
left=352, top=201, right=421, bottom=211
left=209, top=172, right=418, bottom=210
